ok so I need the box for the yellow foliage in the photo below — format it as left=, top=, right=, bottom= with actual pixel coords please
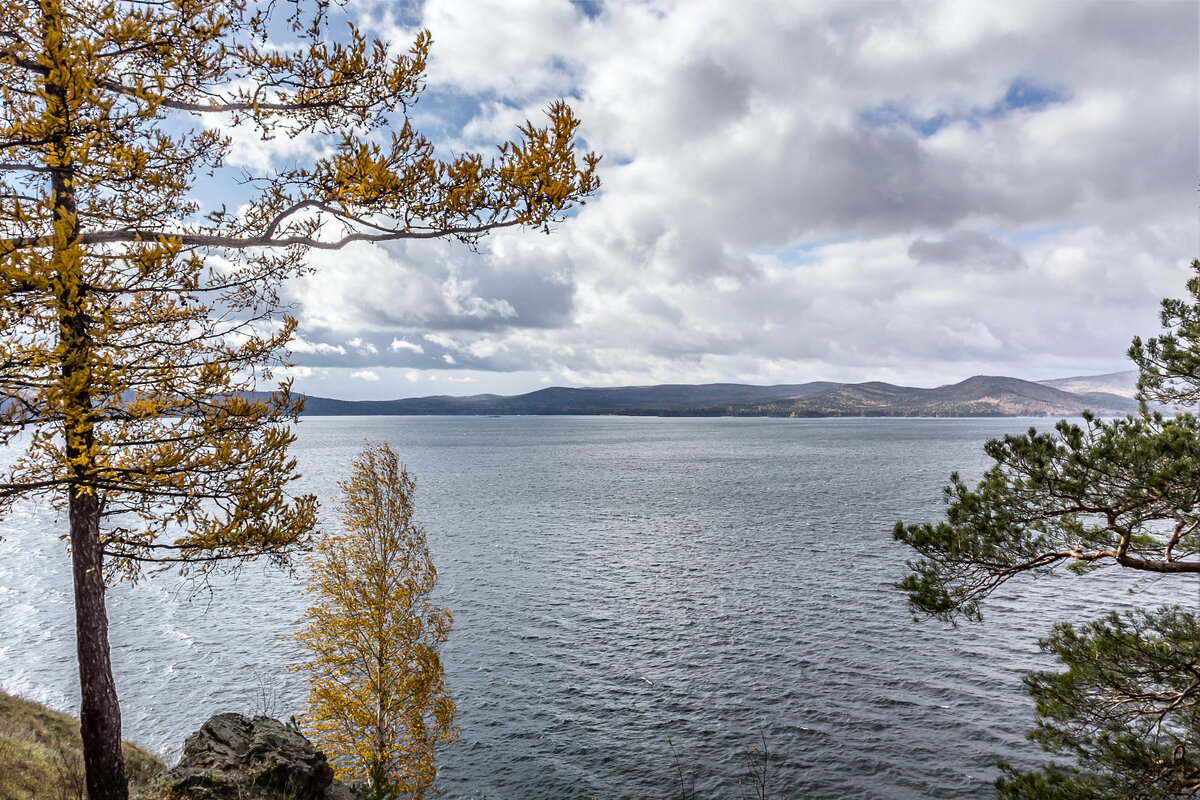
left=0, top=0, right=599, bottom=576
left=1, top=2, right=596, bottom=798
left=293, top=443, right=456, bottom=799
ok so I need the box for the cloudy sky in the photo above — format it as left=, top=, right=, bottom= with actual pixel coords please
left=259, top=0, right=1198, bottom=401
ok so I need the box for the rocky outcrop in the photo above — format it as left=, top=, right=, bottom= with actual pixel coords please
left=139, top=713, right=354, bottom=800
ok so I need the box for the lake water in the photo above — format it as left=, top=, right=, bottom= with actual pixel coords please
left=1, top=416, right=1193, bottom=798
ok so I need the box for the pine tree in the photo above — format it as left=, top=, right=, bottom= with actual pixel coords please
left=294, top=443, right=455, bottom=800
left=895, top=260, right=1200, bottom=796
left=0, top=3, right=598, bottom=797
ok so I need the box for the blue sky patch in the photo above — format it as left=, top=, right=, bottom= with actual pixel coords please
left=742, top=236, right=861, bottom=267
left=1002, top=78, right=1070, bottom=112
left=861, top=78, right=1071, bottom=137
left=569, top=0, right=604, bottom=20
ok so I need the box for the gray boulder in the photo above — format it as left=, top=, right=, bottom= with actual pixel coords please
left=140, top=713, right=355, bottom=800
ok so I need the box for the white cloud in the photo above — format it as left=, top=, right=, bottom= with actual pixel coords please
left=347, top=337, right=379, bottom=355
left=466, top=338, right=507, bottom=359
left=278, top=0, right=1197, bottom=400
left=424, top=333, right=460, bottom=350
left=274, top=365, right=316, bottom=381
left=289, top=337, right=347, bottom=356
left=350, top=370, right=380, bottom=382
left=389, top=338, right=425, bottom=353
left=417, top=0, right=581, bottom=98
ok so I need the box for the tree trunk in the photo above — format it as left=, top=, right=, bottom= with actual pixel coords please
left=70, top=489, right=128, bottom=800
left=39, top=3, right=130, bottom=795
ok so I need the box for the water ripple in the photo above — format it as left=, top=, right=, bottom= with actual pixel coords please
left=2, top=417, right=1192, bottom=798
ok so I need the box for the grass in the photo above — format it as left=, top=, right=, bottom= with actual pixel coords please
left=0, top=689, right=164, bottom=800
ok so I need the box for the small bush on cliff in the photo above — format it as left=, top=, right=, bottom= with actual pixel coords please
left=293, top=443, right=456, bottom=799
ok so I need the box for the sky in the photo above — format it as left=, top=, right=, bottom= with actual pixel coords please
left=247, top=0, right=1198, bottom=401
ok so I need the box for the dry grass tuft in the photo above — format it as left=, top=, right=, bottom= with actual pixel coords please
left=0, top=689, right=164, bottom=799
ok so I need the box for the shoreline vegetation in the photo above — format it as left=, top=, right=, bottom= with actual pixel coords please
left=0, top=690, right=164, bottom=800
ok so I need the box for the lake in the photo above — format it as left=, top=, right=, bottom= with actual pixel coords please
left=0, top=416, right=1191, bottom=798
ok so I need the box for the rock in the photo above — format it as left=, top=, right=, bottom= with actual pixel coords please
left=139, top=713, right=355, bottom=800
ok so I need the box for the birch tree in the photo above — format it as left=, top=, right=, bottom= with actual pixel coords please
left=0, top=2, right=598, bottom=798
left=294, top=443, right=454, bottom=800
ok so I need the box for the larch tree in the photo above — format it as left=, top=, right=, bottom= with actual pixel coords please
left=293, top=442, right=454, bottom=800
left=0, top=2, right=599, bottom=798
left=895, top=261, right=1200, bottom=797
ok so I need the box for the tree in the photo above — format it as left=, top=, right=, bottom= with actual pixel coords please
left=895, top=260, right=1200, bottom=796
left=293, top=443, right=454, bottom=800
left=993, top=608, right=1200, bottom=798
left=0, top=2, right=598, bottom=798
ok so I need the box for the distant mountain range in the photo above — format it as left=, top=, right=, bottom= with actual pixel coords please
left=297, top=371, right=1147, bottom=418
left=1037, top=370, right=1139, bottom=399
